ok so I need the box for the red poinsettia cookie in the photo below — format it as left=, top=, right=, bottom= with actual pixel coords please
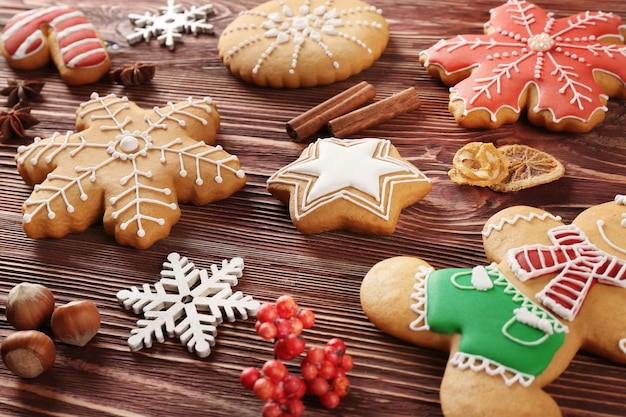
left=419, top=0, right=626, bottom=132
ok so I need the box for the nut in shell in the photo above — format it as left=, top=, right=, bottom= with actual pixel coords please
left=1, top=330, right=55, bottom=378
left=5, top=282, right=55, bottom=330
left=51, top=300, right=101, bottom=347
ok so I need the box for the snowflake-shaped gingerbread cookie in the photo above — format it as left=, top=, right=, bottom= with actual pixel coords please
left=117, top=252, right=259, bottom=357
left=267, top=137, right=431, bottom=234
left=420, top=0, right=626, bottom=132
left=217, top=0, right=389, bottom=87
left=15, top=93, right=246, bottom=249
left=127, top=0, right=216, bottom=51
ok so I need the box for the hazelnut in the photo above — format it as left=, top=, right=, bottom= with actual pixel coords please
left=51, top=300, right=101, bottom=347
left=5, top=282, right=55, bottom=330
left=1, top=330, right=55, bottom=378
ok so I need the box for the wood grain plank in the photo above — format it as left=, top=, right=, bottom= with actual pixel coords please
left=1, top=1, right=626, bottom=416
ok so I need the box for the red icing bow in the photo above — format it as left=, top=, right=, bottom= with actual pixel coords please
left=508, top=225, right=626, bottom=321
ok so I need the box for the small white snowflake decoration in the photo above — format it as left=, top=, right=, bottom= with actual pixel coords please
left=127, top=0, right=216, bottom=50
left=117, top=252, right=260, bottom=357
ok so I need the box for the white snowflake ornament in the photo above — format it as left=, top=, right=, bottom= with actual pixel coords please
left=127, top=0, right=216, bottom=50
left=117, top=252, right=260, bottom=358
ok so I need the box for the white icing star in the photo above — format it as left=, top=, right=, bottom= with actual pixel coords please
left=286, top=139, right=405, bottom=202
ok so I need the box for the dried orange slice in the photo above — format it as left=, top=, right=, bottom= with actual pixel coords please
left=448, top=142, right=510, bottom=187
left=489, top=144, right=564, bottom=192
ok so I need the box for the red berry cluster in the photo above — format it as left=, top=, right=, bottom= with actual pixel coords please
left=241, top=295, right=354, bottom=416
left=254, top=295, right=315, bottom=360
left=240, top=359, right=306, bottom=417
left=300, top=338, right=353, bottom=409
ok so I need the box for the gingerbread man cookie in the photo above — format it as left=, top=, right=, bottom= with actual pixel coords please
left=419, top=0, right=626, bottom=132
left=15, top=93, right=246, bottom=249
left=361, top=195, right=626, bottom=416
left=267, top=137, right=431, bottom=234
left=0, top=6, right=111, bottom=85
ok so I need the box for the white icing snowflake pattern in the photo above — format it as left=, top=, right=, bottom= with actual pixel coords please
left=420, top=0, right=626, bottom=128
left=15, top=93, right=245, bottom=249
left=223, top=0, right=386, bottom=75
left=127, top=0, right=216, bottom=50
left=117, top=252, right=259, bottom=358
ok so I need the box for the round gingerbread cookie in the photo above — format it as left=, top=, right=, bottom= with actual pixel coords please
left=217, top=0, right=389, bottom=88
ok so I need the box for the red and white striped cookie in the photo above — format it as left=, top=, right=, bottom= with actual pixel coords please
left=0, top=6, right=111, bottom=85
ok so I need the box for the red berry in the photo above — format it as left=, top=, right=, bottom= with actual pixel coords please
left=340, top=353, right=354, bottom=371
left=300, top=362, right=318, bottom=380
left=285, top=398, right=305, bottom=417
left=326, top=338, right=346, bottom=356
left=282, top=375, right=306, bottom=400
left=263, top=359, right=288, bottom=383
left=324, top=345, right=342, bottom=366
left=240, top=366, right=261, bottom=390
left=305, top=346, right=325, bottom=365
left=262, top=401, right=283, bottom=417
left=332, top=375, right=351, bottom=397
left=272, top=383, right=288, bottom=404
left=257, top=321, right=278, bottom=340
left=257, top=303, right=279, bottom=323
left=275, top=334, right=306, bottom=360
left=275, top=317, right=293, bottom=338
left=291, top=317, right=303, bottom=335
left=276, top=295, right=298, bottom=318
left=317, top=360, right=337, bottom=379
left=253, top=377, right=275, bottom=401
left=306, top=377, right=329, bottom=396
left=319, top=391, right=340, bottom=409
left=297, top=309, right=315, bottom=329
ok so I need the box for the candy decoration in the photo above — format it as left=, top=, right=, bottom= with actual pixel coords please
left=0, top=6, right=111, bottom=85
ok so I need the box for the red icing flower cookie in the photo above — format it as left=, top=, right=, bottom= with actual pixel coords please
left=419, top=0, right=626, bottom=132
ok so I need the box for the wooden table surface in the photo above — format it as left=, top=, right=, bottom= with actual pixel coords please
left=1, top=0, right=626, bottom=416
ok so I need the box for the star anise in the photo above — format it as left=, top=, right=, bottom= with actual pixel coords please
left=1, top=79, right=45, bottom=107
left=111, top=62, right=156, bottom=86
left=0, top=105, right=40, bottom=141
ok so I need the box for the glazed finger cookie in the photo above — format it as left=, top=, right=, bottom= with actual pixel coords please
left=15, top=93, right=246, bottom=249
left=0, top=6, right=111, bottom=85
left=217, top=0, right=389, bottom=88
left=267, top=137, right=431, bottom=234
left=419, top=0, right=626, bottom=132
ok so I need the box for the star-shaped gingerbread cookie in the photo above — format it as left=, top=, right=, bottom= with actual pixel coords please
left=15, top=93, right=246, bottom=249
left=267, top=137, right=431, bottom=234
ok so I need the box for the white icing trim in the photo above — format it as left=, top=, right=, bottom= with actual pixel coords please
left=409, top=265, right=432, bottom=332
left=619, top=338, right=626, bottom=355
left=471, top=265, right=494, bottom=291
left=482, top=211, right=562, bottom=237
left=596, top=219, right=626, bottom=255
left=450, top=351, right=535, bottom=387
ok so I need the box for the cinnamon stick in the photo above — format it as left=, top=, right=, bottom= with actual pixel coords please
left=328, top=87, right=422, bottom=138
left=286, top=81, right=376, bottom=142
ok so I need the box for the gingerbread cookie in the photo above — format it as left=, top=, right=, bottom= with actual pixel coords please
left=0, top=6, right=111, bottom=85
left=15, top=93, right=246, bottom=249
left=361, top=196, right=626, bottom=416
left=217, top=0, right=389, bottom=88
left=267, top=137, right=431, bottom=234
left=419, top=0, right=626, bottom=132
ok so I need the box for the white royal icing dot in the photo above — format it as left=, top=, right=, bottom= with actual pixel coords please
left=528, top=33, right=554, bottom=52
left=120, top=135, right=140, bottom=153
